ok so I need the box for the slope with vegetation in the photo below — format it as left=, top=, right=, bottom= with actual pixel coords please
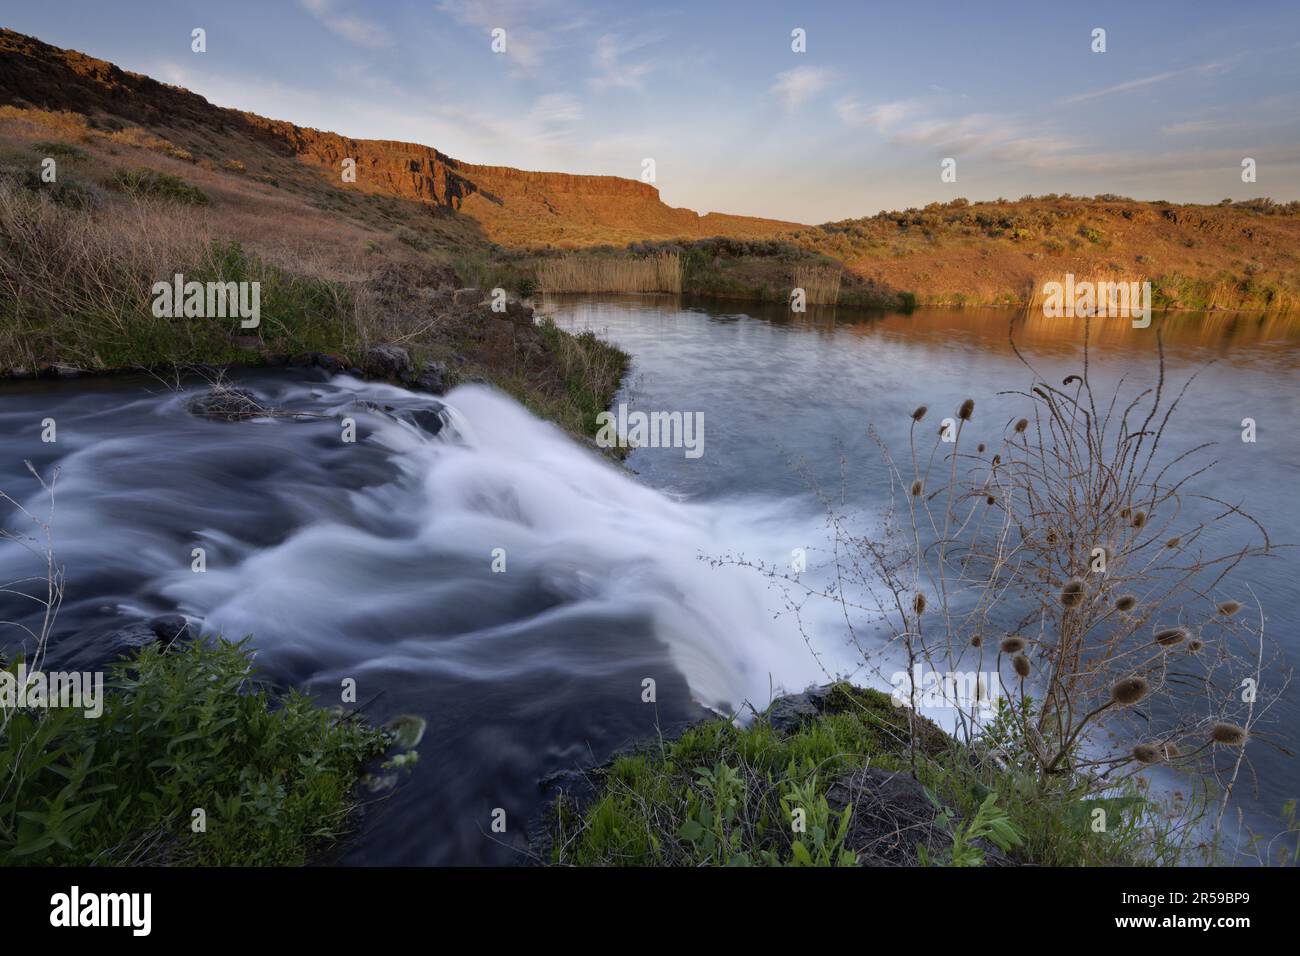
left=3, top=28, right=1296, bottom=316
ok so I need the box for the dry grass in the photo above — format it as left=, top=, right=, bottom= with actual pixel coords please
left=536, top=252, right=682, bottom=294
left=792, top=264, right=842, bottom=305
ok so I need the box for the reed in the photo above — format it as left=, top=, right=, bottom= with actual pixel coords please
left=792, top=264, right=842, bottom=305
left=536, top=252, right=682, bottom=294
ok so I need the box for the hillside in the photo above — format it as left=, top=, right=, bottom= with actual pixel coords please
left=1, top=26, right=1297, bottom=314
left=0, top=28, right=796, bottom=248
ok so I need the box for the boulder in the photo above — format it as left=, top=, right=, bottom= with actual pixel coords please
left=408, top=360, right=449, bottom=395
left=188, top=385, right=265, bottom=421
left=825, top=767, right=1015, bottom=866
left=51, top=614, right=195, bottom=673
left=360, top=344, right=413, bottom=381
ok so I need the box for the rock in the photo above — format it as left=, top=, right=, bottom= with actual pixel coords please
left=188, top=385, right=266, bottom=421
left=8, top=367, right=33, bottom=379
left=287, top=351, right=348, bottom=372
left=763, top=685, right=833, bottom=735
left=408, top=360, right=449, bottom=395
left=825, top=767, right=1015, bottom=866
left=51, top=614, right=194, bottom=673
left=360, top=344, right=413, bottom=381
left=53, top=364, right=81, bottom=378
left=405, top=408, right=444, bottom=436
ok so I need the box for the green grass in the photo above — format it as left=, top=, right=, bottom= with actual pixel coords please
left=533, top=317, right=631, bottom=438
left=109, top=168, right=209, bottom=205
left=31, top=140, right=88, bottom=161
left=0, top=638, right=389, bottom=866
left=547, top=682, right=1167, bottom=867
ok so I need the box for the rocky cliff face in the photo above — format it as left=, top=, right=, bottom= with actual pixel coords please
left=0, top=28, right=796, bottom=243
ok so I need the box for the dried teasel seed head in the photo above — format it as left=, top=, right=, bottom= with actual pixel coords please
left=1132, top=743, right=1161, bottom=764
left=986, top=495, right=996, bottom=505
left=1187, top=638, right=1205, bottom=654
left=1014, top=417, right=1028, bottom=433
left=999, top=635, right=1026, bottom=654
left=1111, top=675, right=1149, bottom=706
left=1115, top=594, right=1137, bottom=612
left=911, top=405, right=928, bottom=421
left=1060, top=576, right=1085, bottom=607
left=958, top=398, right=975, bottom=421
left=1217, top=600, right=1242, bottom=616
left=911, top=479, right=923, bottom=496
left=1132, top=511, right=1148, bottom=528
left=913, top=592, right=926, bottom=615
left=1154, top=626, right=1188, bottom=647
left=991, top=454, right=1001, bottom=467
left=970, top=635, right=983, bottom=648
left=1162, top=742, right=1180, bottom=759
left=1210, top=722, right=1248, bottom=747
left=977, top=443, right=986, bottom=453
left=1119, top=506, right=1131, bottom=519
left=1011, top=654, right=1031, bottom=677
left=1165, top=537, right=1181, bottom=548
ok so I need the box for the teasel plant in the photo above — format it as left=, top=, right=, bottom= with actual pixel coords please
left=719, top=320, right=1290, bottom=863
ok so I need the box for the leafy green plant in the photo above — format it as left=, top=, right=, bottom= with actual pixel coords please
left=919, top=791, right=1023, bottom=867
left=773, top=764, right=857, bottom=867
left=0, top=639, right=389, bottom=865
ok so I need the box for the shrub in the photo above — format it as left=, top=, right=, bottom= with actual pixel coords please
left=0, top=639, right=388, bottom=865
left=110, top=168, right=209, bottom=205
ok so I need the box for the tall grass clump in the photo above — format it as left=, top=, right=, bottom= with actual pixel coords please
left=0, top=179, right=356, bottom=369
left=536, top=252, right=682, bottom=294
left=792, top=264, right=842, bottom=305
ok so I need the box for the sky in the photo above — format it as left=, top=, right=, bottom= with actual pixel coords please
left=3, top=0, right=1299, bottom=223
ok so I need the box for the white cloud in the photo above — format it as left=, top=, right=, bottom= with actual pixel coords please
left=1058, top=59, right=1228, bottom=106
left=771, top=66, right=832, bottom=111
left=589, top=33, right=658, bottom=91
left=437, top=0, right=587, bottom=71
left=835, top=98, right=914, bottom=131
left=299, top=0, right=391, bottom=50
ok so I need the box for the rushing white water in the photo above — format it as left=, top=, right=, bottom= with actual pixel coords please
left=1, top=375, right=844, bottom=717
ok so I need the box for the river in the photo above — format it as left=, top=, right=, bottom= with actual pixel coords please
left=1, top=296, right=1296, bottom=864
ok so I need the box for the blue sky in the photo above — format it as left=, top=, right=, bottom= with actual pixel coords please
left=4, top=0, right=1299, bottom=222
